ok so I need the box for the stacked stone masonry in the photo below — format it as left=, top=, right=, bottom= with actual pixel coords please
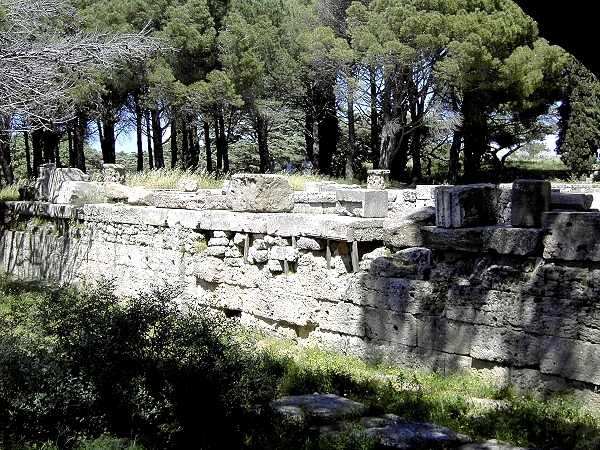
left=4, top=173, right=600, bottom=405
left=0, top=171, right=600, bottom=401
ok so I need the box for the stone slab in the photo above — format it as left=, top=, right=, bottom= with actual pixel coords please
left=422, top=226, right=544, bottom=256
left=511, top=180, right=550, bottom=228
left=228, top=174, right=293, bottom=213
left=336, top=189, right=388, bottom=218
left=383, top=208, right=435, bottom=248
left=543, top=212, right=600, bottom=261
left=271, top=394, right=366, bottom=424
left=435, top=184, right=499, bottom=228
left=364, top=419, right=466, bottom=449
left=551, top=192, right=593, bottom=211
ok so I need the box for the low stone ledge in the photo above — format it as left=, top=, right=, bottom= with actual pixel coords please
left=383, top=208, right=435, bottom=248
left=421, top=226, right=544, bottom=256
left=0, top=202, right=384, bottom=242
left=2, top=201, right=81, bottom=220
left=543, top=212, right=600, bottom=261
left=229, top=174, right=294, bottom=213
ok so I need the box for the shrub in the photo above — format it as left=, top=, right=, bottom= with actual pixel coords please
left=0, top=279, right=279, bottom=449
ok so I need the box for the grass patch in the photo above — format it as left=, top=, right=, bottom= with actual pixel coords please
left=259, top=338, right=600, bottom=450
left=125, top=169, right=224, bottom=190
left=0, top=184, right=20, bottom=202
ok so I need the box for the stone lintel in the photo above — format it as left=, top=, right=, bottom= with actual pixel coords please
left=422, top=225, right=544, bottom=256
left=2, top=201, right=384, bottom=242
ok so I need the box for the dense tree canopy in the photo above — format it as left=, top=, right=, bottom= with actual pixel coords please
left=1, top=0, right=599, bottom=186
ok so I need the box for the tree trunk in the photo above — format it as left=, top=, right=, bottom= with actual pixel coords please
left=134, top=94, right=144, bottom=172
left=171, top=116, right=178, bottom=169
left=151, top=108, right=164, bottom=169
left=316, top=79, right=338, bottom=176
left=345, top=74, right=356, bottom=180
left=218, top=114, right=229, bottom=173
left=410, top=128, right=422, bottom=183
left=0, top=116, right=14, bottom=185
left=181, top=121, right=189, bottom=169
left=304, top=107, right=315, bottom=164
left=24, top=131, right=33, bottom=178
left=99, top=118, right=116, bottom=164
left=256, top=111, right=270, bottom=173
left=31, top=130, right=43, bottom=176
left=461, top=92, right=488, bottom=183
left=204, top=121, right=212, bottom=172
left=67, top=127, right=75, bottom=168
left=370, top=67, right=380, bottom=169
left=215, top=116, right=223, bottom=172
left=145, top=109, right=154, bottom=170
left=448, top=129, right=462, bottom=184
left=73, top=112, right=87, bottom=172
left=188, top=124, right=200, bottom=169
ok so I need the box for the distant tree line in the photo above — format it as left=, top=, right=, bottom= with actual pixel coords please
left=1, top=0, right=600, bottom=186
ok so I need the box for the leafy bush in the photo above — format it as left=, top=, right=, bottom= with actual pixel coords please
left=0, top=279, right=279, bottom=449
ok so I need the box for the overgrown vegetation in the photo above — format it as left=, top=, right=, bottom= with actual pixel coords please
left=1, top=278, right=600, bottom=450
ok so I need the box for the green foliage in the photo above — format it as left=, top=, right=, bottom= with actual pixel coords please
left=0, top=278, right=279, bottom=449
left=557, top=58, right=600, bottom=177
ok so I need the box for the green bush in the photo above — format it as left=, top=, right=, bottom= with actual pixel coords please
left=0, top=279, right=279, bottom=449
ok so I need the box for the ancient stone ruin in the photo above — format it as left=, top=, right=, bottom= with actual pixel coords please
left=3, top=166, right=600, bottom=405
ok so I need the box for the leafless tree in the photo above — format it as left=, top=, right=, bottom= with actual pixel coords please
left=0, top=0, right=161, bottom=128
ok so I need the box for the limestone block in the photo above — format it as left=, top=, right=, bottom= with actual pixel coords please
left=383, top=207, right=435, bottom=248
left=268, top=245, right=300, bottom=262
left=233, top=233, right=247, bottom=246
left=267, top=259, right=284, bottom=273
left=208, top=237, right=229, bottom=247
left=470, top=326, right=540, bottom=367
left=540, top=337, right=600, bottom=385
left=422, top=226, right=543, bottom=256
left=53, top=181, right=124, bottom=205
left=365, top=420, right=465, bottom=450
left=204, top=246, right=227, bottom=257
left=44, top=167, right=91, bottom=203
left=264, top=235, right=289, bottom=246
left=511, top=180, right=550, bottom=228
left=543, top=212, right=600, bottom=261
left=435, top=184, right=499, bottom=228
left=336, top=189, right=388, bottom=218
left=34, top=163, right=56, bottom=201
left=213, top=230, right=229, bottom=238
left=367, top=169, right=390, bottom=190
left=176, top=178, right=199, bottom=192
left=127, top=187, right=154, bottom=206
left=551, top=192, right=593, bottom=211
left=228, top=174, right=293, bottom=213
left=248, top=247, right=269, bottom=264
left=225, top=247, right=244, bottom=258
left=252, top=238, right=268, bottom=250
left=101, top=163, right=126, bottom=184
left=364, top=308, right=418, bottom=346
left=296, top=237, right=323, bottom=251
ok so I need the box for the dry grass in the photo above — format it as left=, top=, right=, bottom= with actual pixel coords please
left=125, top=169, right=224, bottom=190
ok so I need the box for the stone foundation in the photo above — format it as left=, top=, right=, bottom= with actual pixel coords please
left=2, top=200, right=600, bottom=406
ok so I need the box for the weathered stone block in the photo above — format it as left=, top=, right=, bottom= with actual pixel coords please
left=40, top=167, right=91, bottom=203
left=543, top=212, right=600, bottom=261
left=435, top=184, right=499, bottom=228
left=296, top=237, right=323, bottom=251
left=248, top=247, right=268, bottom=264
left=229, top=174, right=293, bottom=213
left=511, top=180, right=550, bottom=228
left=383, top=207, right=435, bottom=248
left=127, top=187, right=154, bottom=206
left=268, top=245, right=299, bottom=262
left=422, top=226, right=543, bottom=256
left=101, top=163, right=126, bottom=184
left=336, top=189, right=388, bottom=218
left=176, top=178, right=199, bottom=192
left=53, top=181, right=129, bottom=205
left=367, top=169, right=390, bottom=190
left=551, top=192, right=593, bottom=211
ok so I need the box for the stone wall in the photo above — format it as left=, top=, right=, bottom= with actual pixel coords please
left=2, top=199, right=600, bottom=405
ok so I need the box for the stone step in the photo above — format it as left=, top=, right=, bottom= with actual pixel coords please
left=270, top=394, right=367, bottom=425
left=551, top=192, right=593, bottom=211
